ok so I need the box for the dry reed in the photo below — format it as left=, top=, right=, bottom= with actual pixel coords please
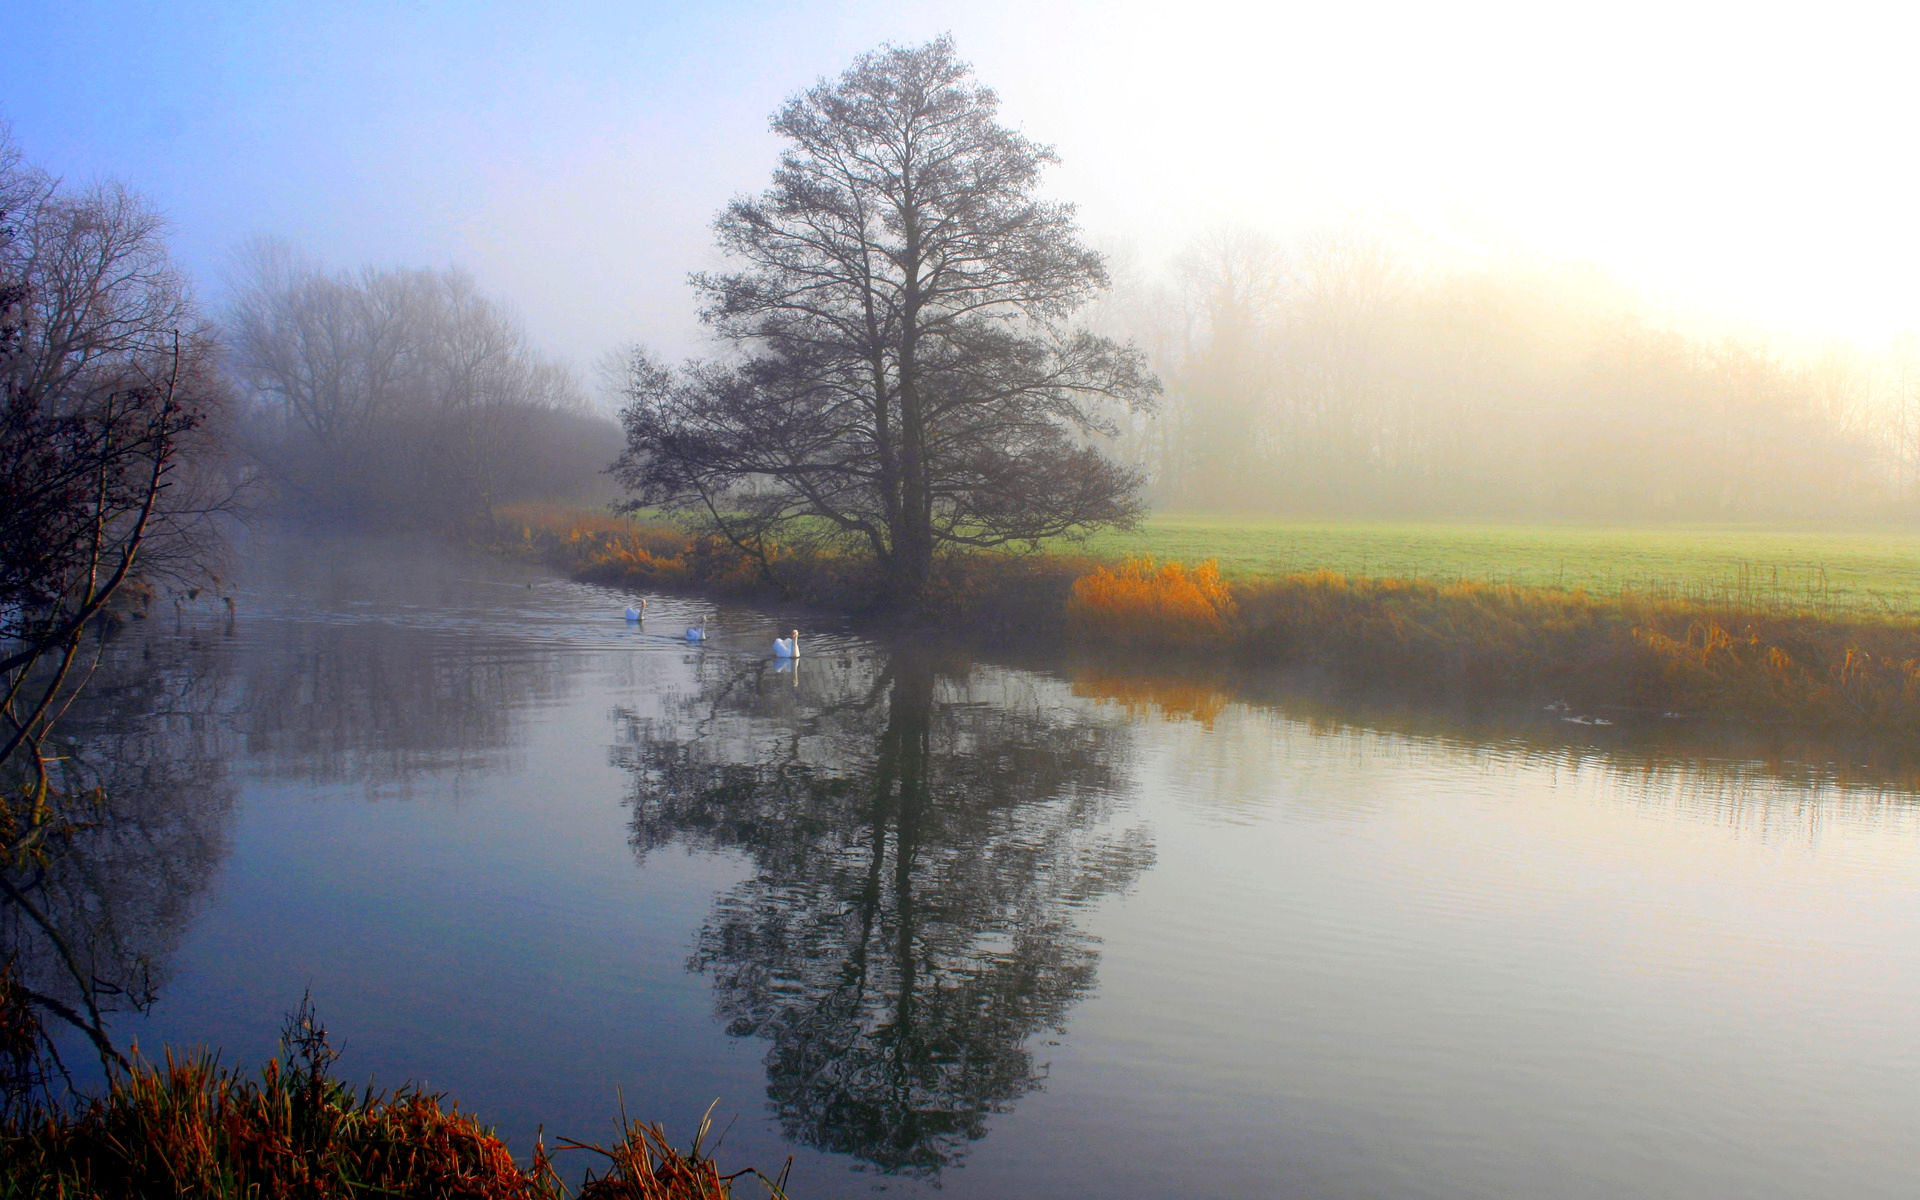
left=560, top=1103, right=791, bottom=1200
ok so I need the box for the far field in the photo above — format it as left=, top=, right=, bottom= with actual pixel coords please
left=1070, top=517, right=1920, bottom=616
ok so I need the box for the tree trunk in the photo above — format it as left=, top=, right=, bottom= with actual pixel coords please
left=885, top=528, right=934, bottom=608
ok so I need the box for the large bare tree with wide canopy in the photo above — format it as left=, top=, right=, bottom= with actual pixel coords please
left=612, top=36, right=1159, bottom=603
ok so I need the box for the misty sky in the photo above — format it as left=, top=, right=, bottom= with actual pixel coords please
left=8, top=0, right=1915, bottom=380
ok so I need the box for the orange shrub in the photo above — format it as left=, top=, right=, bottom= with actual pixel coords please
left=1066, top=557, right=1237, bottom=647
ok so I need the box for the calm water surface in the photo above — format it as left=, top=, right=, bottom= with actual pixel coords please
left=45, top=532, right=1920, bottom=1198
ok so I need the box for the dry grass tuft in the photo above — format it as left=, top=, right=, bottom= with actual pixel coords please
left=561, top=1103, right=790, bottom=1200
left=0, top=993, right=792, bottom=1200
left=2, top=1049, right=539, bottom=1199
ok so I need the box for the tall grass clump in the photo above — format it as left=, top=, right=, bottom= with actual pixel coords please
left=562, top=1104, right=791, bottom=1200
left=0, top=994, right=791, bottom=1200
left=1065, top=557, right=1237, bottom=647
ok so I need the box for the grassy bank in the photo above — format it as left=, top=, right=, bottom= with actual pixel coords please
left=1069, top=558, right=1920, bottom=732
left=491, top=502, right=1092, bottom=642
left=494, top=504, right=1920, bottom=734
left=1, top=1053, right=785, bottom=1200
left=0, top=976, right=786, bottom=1200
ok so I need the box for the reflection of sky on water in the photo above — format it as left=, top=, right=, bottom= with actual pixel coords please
left=19, top=530, right=1920, bottom=1199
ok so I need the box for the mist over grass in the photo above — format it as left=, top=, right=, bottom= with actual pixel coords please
left=1083, top=230, right=1919, bottom=523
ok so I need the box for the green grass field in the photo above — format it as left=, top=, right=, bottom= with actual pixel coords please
left=1069, top=517, right=1920, bottom=616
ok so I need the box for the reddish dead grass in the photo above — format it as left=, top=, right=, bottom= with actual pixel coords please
left=3, top=1049, right=540, bottom=1199
left=1062, top=558, right=1920, bottom=730
left=495, top=502, right=711, bottom=589
left=1, top=1046, right=790, bottom=1200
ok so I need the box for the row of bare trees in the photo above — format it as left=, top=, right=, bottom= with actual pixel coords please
left=228, top=240, right=620, bottom=531
left=1099, top=228, right=1901, bottom=519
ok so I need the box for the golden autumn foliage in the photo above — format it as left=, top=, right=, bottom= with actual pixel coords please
left=1065, top=557, right=1237, bottom=646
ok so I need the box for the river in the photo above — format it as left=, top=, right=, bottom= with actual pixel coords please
left=25, top=530, right=1920, bottom=1198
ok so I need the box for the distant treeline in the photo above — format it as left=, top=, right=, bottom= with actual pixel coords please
left=5, top=116, right=621, bottom=546
left=14, top=104, right=1920, bottom=538
left=228, top=239, right=621, bottom=533
left=1095, top=229, right=1914, bottom=520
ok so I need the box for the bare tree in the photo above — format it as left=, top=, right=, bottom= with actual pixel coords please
left=612, top=36, right=1159, bottom=604
left=1159, top=227, right=1287, bottom=508
left=0, top=129, right=231, bottom=1086
left=225, top=240, right=422, bottom=454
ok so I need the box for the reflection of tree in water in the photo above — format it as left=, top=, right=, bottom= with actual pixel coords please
left=616, top=653, right=1153, bottom=1176
left=2, top=621, right=239, bottom=1088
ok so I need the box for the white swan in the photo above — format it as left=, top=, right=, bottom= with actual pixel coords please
left=686, top=622, right=706, bottom=642
left=773, top=630, right=800, bottom=659
left=624, top=599, right=646, bottom=622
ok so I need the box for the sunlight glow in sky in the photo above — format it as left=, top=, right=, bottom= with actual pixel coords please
left=6, top=0, right=1915, bottom=371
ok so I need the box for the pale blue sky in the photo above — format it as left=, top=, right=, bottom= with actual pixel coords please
left=8, top=1, right=1917, bottom=378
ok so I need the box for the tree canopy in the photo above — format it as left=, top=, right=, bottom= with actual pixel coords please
left=612, top=36, right=1159, bottom=602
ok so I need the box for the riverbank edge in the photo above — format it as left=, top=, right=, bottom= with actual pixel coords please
left=489, top=504, right=1920, bottom=737
left=0, top=988, right=789, bottom=1200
